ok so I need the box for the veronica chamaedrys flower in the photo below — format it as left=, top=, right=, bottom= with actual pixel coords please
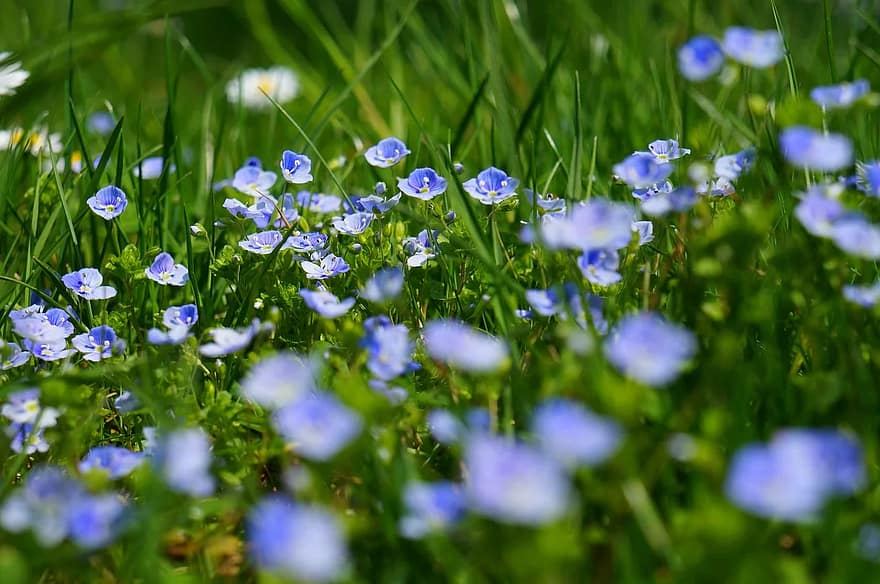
left=793, top=188, right=849, bottom=237
left=12, top=312, right=70, bottom=343
left=79, top=446, right=144, bottom=479
left=524, top=189, right=566, bottom=213
left=463, top=166, right=519, bottom=205
left=423, top=319, right=508, bottom=373
left=677, top=36, right=724, bottom=81
left=399, top=482, right=466, bottom=539
left=398, top=167, right=448, bottom=200
left=62, top=268, right=117, bottom=300
left=144, top=252, right=189, bottom=286
left=332, top=212, right=373, bottom=235
left=725, top=429, right=864, bottom=522
left=632, top=220, right=654, bottom=245
left=0, top=52, right=29, bottom=97
left=72, top=325, right=123, bottom=362
left=232, top=165, right=278, bottom=199
left=88, top=112, right=114, bottom=135
left=465, top=434, right=570, bottom=525
left=640, top=186, right=697, bottom=217
left=0, top=340, right=30, bottom=370
left=152, top=427, right=215, bottom=497
left=0, top=465, right=84, bottom=546
left=364, top=137, right=410, bottom=168
left=2, top=389, right=60, bottom=428
left=349, top=193, right=401, bottom=214
left=301, top=253, right=350, bottom=280
left=240, top=352, right=318, bottom=409
left=66, top=493, right=127, bottom=550
left=532, top=399, right=622, bottom=469
left=272, top=392, right=362, bottom=461
left=284, top=231, right=328, bottom=253
left=87, top=186, right=127, bottom=220
left=578, top=249, right=622, bottom=287
left=810, top=79, right=869, bottom=109
left=427, top=410, right=465, bottom=445
left=297, top=191, right=343, bottom=214
left=239, top=230, right=284, bottom=255
left=843, top=282, right=880, bottom=308
left=857, top=161, right=880, bottom=197
left=541, top=199, right=636, bottom=251
left=403, top=229, right=438, bottom=268
left=280, top=150, right=313, bottom=184
left=360, top=267, right=404, bottom=304
left=831, top=217, right=880, bottom=259
left=604, top=312, right=697, bottom=387
left=199, top=320, right=269, bottom=357
left=780, top=126, right=853, bottom=172
left=613, top=154, right=673, bottom=189
left=226, top=66, right=300, bottom=110
left=134, top=156, right=174, bottom=180
left=248, top=497, right=348, bottom=583
left=24, top=339, right=75, bottom=362
left=363, top=322, right=416, bottom=381
left=299, top=289, right=355, bottom=319
left=714, top=148, right=756, bottom=181
left=638, top=139, right=691, bottom=163
left=147, top=303, right=198, bottom=345
left=721, top=26, right=784, bottom=68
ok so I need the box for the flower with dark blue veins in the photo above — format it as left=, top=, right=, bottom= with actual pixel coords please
left=423, top=319, right=508, bottom=373
left=613, top=154, right=673, bottom=189
left=349, top=193, right=401, bottom=214
left=301, top=253, right=350, bottom=280
left=721, top=26, right=784, bottom=68
left=199, top=319, right=270, bottom=357
left=87, top=186, right=127, bottom=220
left=24, top=338, right=75, bottom=362
left=463, top=166, right=519, bottom=205
left=241, top=352, right=319, bottom=409
left=398, top=167, right=448, bottom=200
left=359, top=267, right=404, bottom=304
left=604, top=312, right=697, bottom=387
left=12, top=311, right=71, bottom=343
left=233, top=165, right=278, bottom=198
left=145, top=252, right=189, bottom=286
left=639, top=139, right=691, bottom=163
left=280, top=150, right=313, bottom=184
left=62, top=268, right=117, bottom=300
left=79, top=446, right=144, bottom=479
left=300, top=288, right=355, bottom=319
left=0, top=340, right=30, bottom=370
left=364, top=136, right=410, bottom=168
left=248, top=497, right=349, bottom=583
left=44, top=308, right=75, bottom=337
left=403, top=229, right=438, bottom=267
left=831, top=217, right=880, bottom=259
left=780, top=126, right=853, bottom=172
left=364, top=322, right=416, bottom=380
left=399, top=482, right=465, bottom=539
left=271, top=391, right=362, bottom=461
left=163, top=304, right=198, bottom=329
left=72, top=325, right=123, bottom=362
left=810, top=79, right=869, bottom=109
left=640, top=186, right=697, bottom=217
left=532, top=398, right=622, bottom=469
left=465, top=434, right=571, bottom=525
left=843, top=281, right=880, bottom=308
left=332, top=212, right=373, bottom=235
left=578, top=249, right=622, bottom=287
left=134, top=156, right=174, bottom=179
left=794, top=188, right=850, bottom=237
left=239, top=230, right=284, bottom=255
left=677, top=35, right=724, bottom=81
left=283, top=231, right=328, bottom=254
left=857, top=160, right=880, bottom=197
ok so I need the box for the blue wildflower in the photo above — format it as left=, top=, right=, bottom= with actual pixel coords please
left=399, top=482, right=466, bottom=539
left=364, top=137, right=410, bottom=168
left=0, top=465, right=84, bottom=546
left=134, top=156, right=174, bottom=179
left=349, top=193, right=401, bottom=214
left=152, top=427, right=215, bottom=497
left=427, top=409, right=465, bottom=445
left=613, top=154, right=673, bottom=189
left=640, top=186, right=697, bottom=216
left=364, top=322, right=416, bottom=380
left=359, top=267, right=404, bottom=304
left=463, top=166, right=519, bottom=205
left=857, top=160, right=880, bottom=197
left=632, top=220, right=654, bottom=245
left=532, top=398, right=622, bottom=468
left=280, top=150, right=313, bottom=184
left=72, top=325, right=123, bottom=362
left=843, top=281, right=880, bottom=308
left=297, top=191, right=343, bottom=214
left=24, top=339, right=75, bottom=362
left=300, top=253, right=350, bottom=280
left=524, top=189, right=566, bottom=213
left=541, top=199, right=635, bottom=251
left=810, top=79, right=870, bottom=109
left=62, top=268, right=117, bottom=300
left=332, top=212, right=374, bottom=235
left=831, top=217, right=880, bottom=259
left=2, top=389, right=60, bottom=427
left=87, top=186, right=127, bottom=220
left=240, top=352, right=319, bottom=409
left=639, top=139, right=691, bottom=163
left=66, top=493, right=127, bottom=549
left=677, top=35, right=724, bottom=81
left=375, top=181, right=386, bottom=195
left=87, top=112, right=115, bottom=135
left=578, top=249, right=622, bottom=287
left=604, top=312, right=697, bottom=386
left=300, top=288, right=355, bottom=319
left=199, top=319, right=270, bottom=358
left=721, top=26, right=784, bottom=68
left=780, top=126, right=853, bottom=172
left=403, top=229, right=438, bottom=267
left=0, top=340, right=30, bottom=370
left=794, top=188, right=849, bottom=237
left=239, top=230, right=284, bottom=255
left=233, top=165, right=277, bottom=199
left=114, top=391, right=141, bottom=413
left=284, top=232, right=328, bottom=254
left=714, top=148, right=756, bottom=181
left=398, top=168, right=448, bottom=200
left=271, top=392, right=362, bottom=461
left=144, top=252, right=189, bottom=286
left=422, top=319, right=508, bottom=373
left=79, top=446, right=144, bottom=479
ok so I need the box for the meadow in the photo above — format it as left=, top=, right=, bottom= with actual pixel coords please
left=1, top=0, right=880, bottom=581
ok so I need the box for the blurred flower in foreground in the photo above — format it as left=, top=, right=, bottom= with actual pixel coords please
left=240, top=352, right=318, bottom=409
left=364, top=137, right=410, bottom=168
left=399, top=481, right=465, bottom=539
left=532, top=398, right=622, bottom=469
left=360, top=267, right=404, bottom=304
left=780, top=126, right=853, bottom=172
left=87, top=186, right=127, bottom=220
left=226, top=66, right=300, bottom=110
left=79, top=446, right=144, bottom=479
left=677, top=36, right=724, bottom=81
left=199, top=319, right=271, bottom=357
left=541, top=198, right=635, bottom=251
left=463, top=166, right=519, bottom=205
left=604, top=312, right=696, bottom=386
left=0, top=52, right=29, bottom=96
left=87, top=112, right=115, bottom=135
left=613, top=154, right=673, bottom=189
left=272, top=392, right=362, bottom=461
left=300, top=288, right=355, bottom=319
left=363, top=321, right=416, bottom=380
left=641, top=186, right=697, bottom=217
left=423, top=319, right=508, bottom=373
left=831, top=217, right=880, bottom=259
left=721, top=26, right=784, bottom=68
left=248, top=497, right=348, bottom=582
left=2, top=389, right=61, bottom=454
left=725, top=428, right=864, bottom=522
left=793, top=188, right=849, bottom=237
left=152, top=427, right=215, bottom=497
left=843, top=282, right=880, bottom=307
left=810, top=79, right=869, bottom=110
left=857, top=160, right=880, bottom=197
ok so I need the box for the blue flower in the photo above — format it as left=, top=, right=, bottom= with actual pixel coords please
left=163, top=303, right=198, bottom=328
left=332, top=212, right=374, bottom=235
left=87, top=186, right=127, bottom=220
left=403, top=229, right=438, bottom=268
left=857, top=160, right=880, bottom=197
left=677, top=35, right=724, bottom=81
left=2, top=389, right=60, bottom=427
left=300, top=288, right=355, bottom=319
left=284, top=231, right=328, bottom=254
left=66, top=493, right=127, bottom=549
left=296, top=191, right=343, bottom=214
left=11, top=309, right=72, bottom=343
left=348, top=193, right=401, bottom=214
left=232, top=165, right=277, bottom=198
left=465, top=434, right=571, bottom=525
left=359, top=267, right=404, bottom=304
left=532, top=399, right=622, bottom=468
left=248, top=497, right=349, bottom=583
left=831, top=217, right=880, bottom=259
left=364, top=137, right=410, bottom=168
left=240, top=352, right=319, bottom=409
left=640, top=186, right=697, bottom=217
left=271, top=392, right=362, bottom=461
left=0, top=340, right=30, bottom=370
left=632, top=220, right=654, bottom=245
left=7, top=422, right=51, bottom=453
left=399, top=482, right=465, bottom=539
left=24, top=339, right=75, bottom=362
left=87, top=112, right=115, bottom=135
left=639, top=139, right=691, bottom=163
left=721, top=26, right=784, bottom=68
left=604, top=312, right=697, bottom=386
left=363, top=322, right=416, bottom=380
left=134, top=156, right=174, bottom=179
left=540, top=199, right=635, bottom=251
left=114, top=391, right=141, bottom=413
left=0, top=465, right=85, bottom=546
left=280, top=150, right=313, bottom=184
left=578, top=249, right=622, bottom=286
left=794, top=188, right=850, bottom=237
left=843, top=281, right=880, bottom=308
left=144, top=252, right=189, bottom=286
left=62, top=268, right=117, bottom=300
left=810, top=79, right=869, bottom=109
left=524, top=189, right=566, bottom=213
left=613, top=154, right=673, bottom=189
left=398, top=167, right=447, bottom=200
left=714, top=148, right=756, bottom=181
left=199, top=319, right=270, bottom=357
left=239, top=230, right=284, bottom=255
left=72, top=325, right=123, bottom=362
left=427, top=409, right=465, bottom=445
left=223, top=198, right=275, bottom=229
left=422, top=319, right=508, bottom=373
left=463, top=166, right=519, bottom=205
left=152, top=427, right=215, bottom=497
left=79, top=446, right=144, bottom=479
left=780, top=126, right=853, bottom=172
left=301, top=253, right=350, bottom=280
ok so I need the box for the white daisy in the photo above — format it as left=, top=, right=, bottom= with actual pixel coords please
left=0, top=52, right=29, bottom=97
left=225, top=66, right=300, bottom=110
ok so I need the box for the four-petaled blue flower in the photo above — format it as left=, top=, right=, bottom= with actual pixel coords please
left=332, top=212, right=373, bottom=235
left=62, top=268, right=117, bottom=300
left=422, top=319, right=508, bottom=373
left=677, top=35, right=724, bottom=81
left=239, top=230, right=284, bottom=255
left=403, top=229, right=438, bottom=267
left=398, top=168, right=447, bottom=200
left=640, top=186, right=697, bottom=217
left=811, top=79, right=870, bottom=110
left=271, top=391, right=363, bottom=461
left=780, top=126, right=853, bottom=172
left=399, top=481, right=465, bottom=539
left=134, top=156, right=174, bottom=179
left=532, top=398, right=622, bottom=469
left=284, top=232, right=328, bottom=253
left=364, top=137, right=410, bottom=168
left=603, top=312, right=697, bottom=387
left=145, top=252, right=189, bottom=286
left=300, top=289, right=355, bottom=319
left=79, top=446, right=144, bottom=479
left=363, top=321, right=416, bottom=380
left=641, top=139, right=691, bottom=163
left=72, top=325, right=123, bottom=362
left=359, top=267, right=404, bottom=304
left=463, top=166, right=519, bottom=205
left=233, top=165, right=278, bottom=198
left=578, top=249, right=622, bottom=287
left=87, top=186, right=128, bottom=220
left=721, top=26, right=784, bottom=69
left=280, top=150, right=313, bottom=184
left=613, top=154, right=673, bottom=189
left=301, top=253, right=350, bottom=280
left=148, top=304, right=198, bottom=345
